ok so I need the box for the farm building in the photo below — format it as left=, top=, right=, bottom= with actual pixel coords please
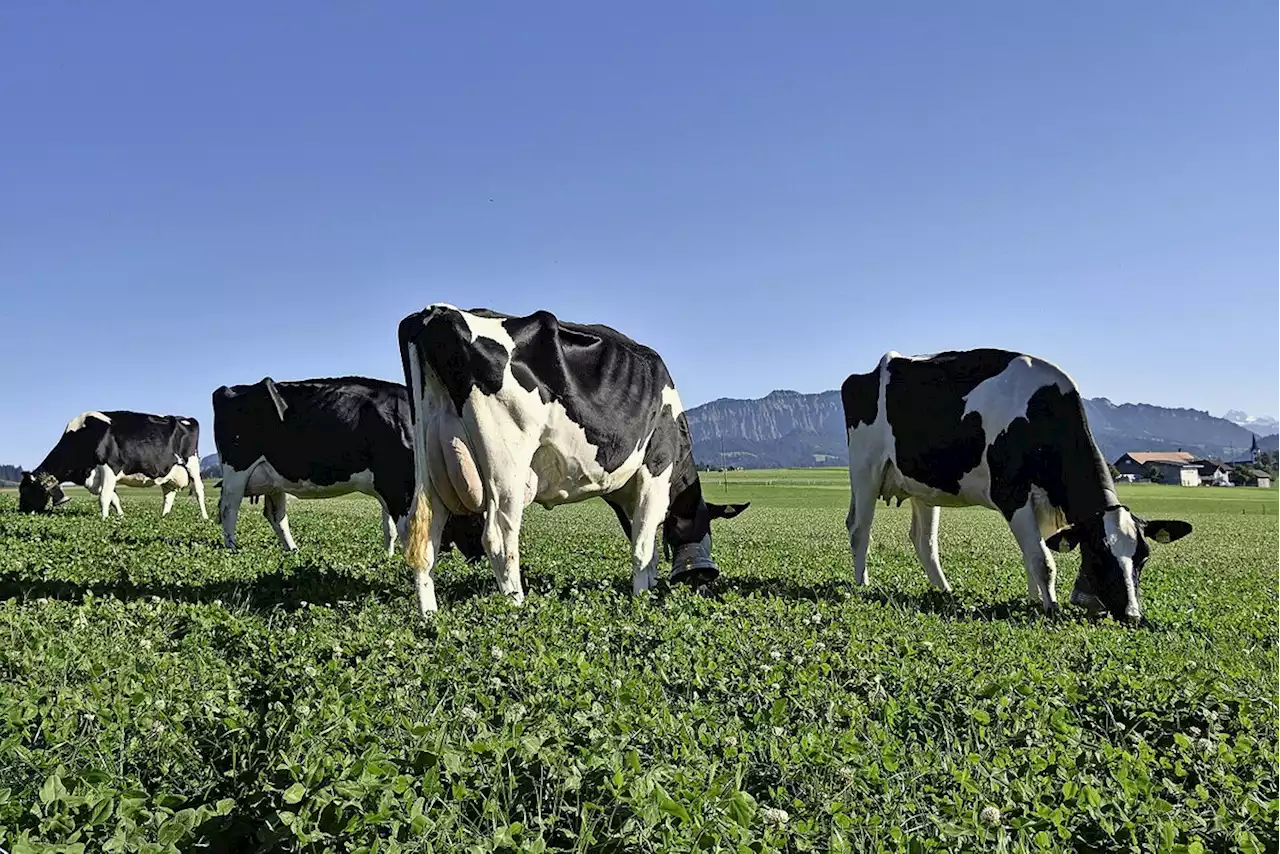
left=1239, top=469, right=1272, bottom=488
left=1113, top=451, right=1201, bottom=486
left=1192, top=458, right=1233, bottom=486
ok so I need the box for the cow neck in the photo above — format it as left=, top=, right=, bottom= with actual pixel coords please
left=1060, top=446, right=1119, bottom=525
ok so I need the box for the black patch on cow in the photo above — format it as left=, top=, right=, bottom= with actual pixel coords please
left=21, top=412, right=201, bottom=512
left=841, top=370, right=879, bottom=430
left=398, top=310, right=507, bottom=417
left=885, top=350, right=1019, bottom=495
left=987, top=384, right=1117, bottom=523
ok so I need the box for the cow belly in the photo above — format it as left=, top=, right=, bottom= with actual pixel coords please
left=880, top=460, right=996, bottom=509
left=529, top=441, right=645, bottom=507
left=236, top=457, right=376, bottom=499
left=97, top=464, right=188, bottom=490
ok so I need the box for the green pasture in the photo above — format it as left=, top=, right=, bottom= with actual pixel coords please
left=0, top=472, right=1275, bottom=852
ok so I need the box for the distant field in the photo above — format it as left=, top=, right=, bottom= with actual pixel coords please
left=0, top=472, right=1276, bottom=852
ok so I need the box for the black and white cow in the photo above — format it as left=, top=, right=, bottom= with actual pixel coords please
left=841, top=349, right=1191, bottom=622
left=19, top=411, right=208, bottom=519
left=397, top=305, right=749, bottom=615
left=212, top=376, right=484, bottom=558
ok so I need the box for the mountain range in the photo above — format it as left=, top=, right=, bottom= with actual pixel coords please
left=182, top=403, right=1279, bottom=478
left=684, top=390, right=1276, bottom=470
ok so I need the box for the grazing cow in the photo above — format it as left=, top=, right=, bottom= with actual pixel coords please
left=397, top=304, right=749, bottom=615
left=212, top=376, right=484, bottom=558
left=19, top=411, right=208, bottom=519
left=841, top=349, right=1191, bottom=622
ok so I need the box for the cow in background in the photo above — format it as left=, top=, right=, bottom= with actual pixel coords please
left=19, top=411, right=207, bottom=519
left=841, top=349, right=1191, bottom=622
left=212, top=376, right=483, bottom=559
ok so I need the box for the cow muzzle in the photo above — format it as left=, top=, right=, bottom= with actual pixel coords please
left=670, top=541, right=719, bottom=587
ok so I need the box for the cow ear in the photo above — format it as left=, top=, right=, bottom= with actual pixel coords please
left=1044, top=525, right=1083, bottom=553
left=1144, top=519, right=1192, bottom=545
left=261, top=377, right=288, bottom=420
left=708, top=501, right=750, bottom=519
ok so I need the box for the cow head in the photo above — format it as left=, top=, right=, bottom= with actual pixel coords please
left=18, top=471, right=67, bottom=513
left=1044, top=505, right=1191, bottom=622
left=663, top=495, right=751, bottom=585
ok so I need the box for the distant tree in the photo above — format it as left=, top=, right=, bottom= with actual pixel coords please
left=1142, top=464, right=1164, bottom=484
left=1257, top=451, right=1276, bottom=474
left=0, top=464, right=23, bottom=484
left=1107, top=462, right=1120, bottom=480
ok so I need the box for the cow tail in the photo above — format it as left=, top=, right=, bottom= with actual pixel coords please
left=404, top=341, right=434, bottom=571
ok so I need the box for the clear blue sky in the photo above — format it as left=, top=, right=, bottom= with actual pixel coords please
left=3, top=3, right=1275, bottom=465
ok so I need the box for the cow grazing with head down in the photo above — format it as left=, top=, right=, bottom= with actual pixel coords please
left=212, top=376, right=484, bottom=559
left=19, top=411, right=208, bottom=520
left=397, top=305, right=749, bottom=615
left=841, top=349, right=1191, bottom=622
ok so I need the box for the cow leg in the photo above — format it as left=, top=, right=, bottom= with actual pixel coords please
left=625, top=471, right=670, bottom=595
left=185, top=455, right=209, bottom=520
left=162, top=488, right=177, bottom=517
left=847, top=469, right=878, bottom=586
left=374, top=496, right=398, bottom=557
left=262, top=491, right=297, bottom=551
left=482, top=491, right=526, bottom=605
left=909, top=499, right=951, bottom=593
left=406, top=490, right=449, bottom=615
left=218, top=470, right=248, bottom=548
left=1009, top=502, right=1060, bottom=613
left=96, top=466, right=120, bottom=519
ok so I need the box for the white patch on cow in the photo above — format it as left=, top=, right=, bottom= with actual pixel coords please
left=661, top=385, right=684, bottom=419
left=1103, top=506, right=1142, bottom=619
left=64, top=411, right=111, bottom=433
left=962, top=355, right=1076, bottom=446
left=456, top=307, right=517, bottom=352
left=232, top=456, right=377, bottom=499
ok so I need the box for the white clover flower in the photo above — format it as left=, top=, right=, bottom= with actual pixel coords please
left=769, top=650, right=782, bottom=661
left=810, top=612, right=822, bottom=624
left=152, top=721, right=166, bottom=734
left=980, top=805, right=1001, bottom=825
left=761, top=807, right=789, bottom=826
left=610, top=678, right=622, bottom=689
left=659, top=653, right=671, bottom=663
left=331, top=644, right=344, bottom=655
left=724, top=735, right=738, bottom=747
left=139, top=639, right=152, bottom=650
left=213, top=599, right=223, bottom=607
left=81, top=711, right=96, bottom=721
left=814, top=641, right=826, bottom=651
left=772, top=726, right=785, bottom=738
left=461, top=706, right=479, bottom=723
left=491, top=646, right=504, bottom=661
left=151, top=595, right=162, bottom=603
left=792, top=655, right=804, bottom=666
left=837, top=766, right=856, bottom=783
left=384, top=639, right=395, bottom=649
left=36, top=598, right=48, bottom=606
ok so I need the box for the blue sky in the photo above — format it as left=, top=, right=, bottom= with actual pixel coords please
left=3, top=3, right=1275, bottom=465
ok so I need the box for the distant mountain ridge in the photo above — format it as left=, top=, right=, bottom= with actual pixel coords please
left=1223, top=410, right=1279, bottom=436
left=685, top=390, right=1271, bottom=469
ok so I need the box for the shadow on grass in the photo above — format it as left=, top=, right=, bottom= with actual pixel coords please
left=0, top=563, right=406, bottom=614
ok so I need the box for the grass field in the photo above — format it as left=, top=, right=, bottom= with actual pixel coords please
left=0, top=473, right=1276, bottom=853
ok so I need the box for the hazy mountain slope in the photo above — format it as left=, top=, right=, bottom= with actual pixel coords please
left=685, top=390, right=1263, bottom=469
